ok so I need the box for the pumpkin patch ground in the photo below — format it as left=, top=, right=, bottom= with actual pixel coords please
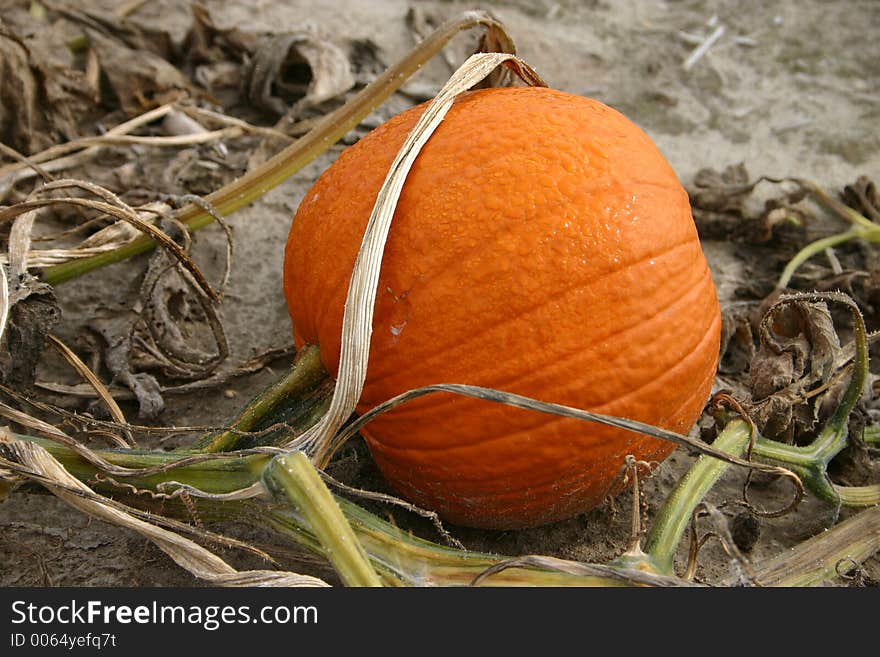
left=0, top=0, right=878, bottom=587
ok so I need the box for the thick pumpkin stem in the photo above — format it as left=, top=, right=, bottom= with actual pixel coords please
left=191, top=345, right=330, bottom=453
left=641, top=419, right=753, bottom=576
left=262, top=451, right=382, bottom=587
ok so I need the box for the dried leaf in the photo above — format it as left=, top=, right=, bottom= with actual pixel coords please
left=0, top=210, right=60, bottom=391
left=841, top=175, right=879, bottom=223
left=183, top=3, right=256, bottom=66
left=747, top=298, right=845, bottom=442
left=0, top=20, right=95, bottom=154
left=133, top=218, right=228, bottom=380
left=86, top=29, right=193, bottom=115
left=690, top=163, right=753, bottom=214
left=689, top=164, right=809, bottom=244
left=50, top=5, right=176, bottom=60
left=89, top=313, right=165, bottom=420
left=242, top=29, right=355, bottom=118
left=719, top=309, right=755, bottom=376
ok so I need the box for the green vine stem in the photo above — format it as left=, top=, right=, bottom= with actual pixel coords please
left=8, top=433, right=691, bottom=586
left=262, top=451, right=381, bottom=587
left=776, top=182, right=878, bottom=290
left=641, top=419, right=752, bottom=575
left=833, top=483, right=880, bottom=506
left=40, top=11, right=514, bottom=286
left=11, top=435, right=268, bottom=492
left=257, top=497, right=682, bottom=587
left=777, top=226, right=880, bottom=290
left=192, top=345, right=330, bottom=453
left=9, top=427, right=877, bottom=586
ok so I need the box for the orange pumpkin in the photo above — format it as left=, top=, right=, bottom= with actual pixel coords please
left=284, top=86, right=721, bottom=529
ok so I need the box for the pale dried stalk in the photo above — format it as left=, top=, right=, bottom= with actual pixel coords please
left=179, top=105, right=294, bottom=143
left=46, top=334, right=133, bottom=448
left=0, top=263, right=8, bottom=344
left=0, top=201, right=172, bottom=269
left=0, top=181, right=219, bottom=301
left=293, top=52, right=547, bottom=464
left=8, top=210, right=36, bottom=283
left=743, top=504, right=880, bottom=587
left=0, top=438, right=328, bottom=587
left=0, top=245, right=144, bottom=268
left=0, top=401, right=72, bottom=443
left=0, top=104, right=175, bottom=187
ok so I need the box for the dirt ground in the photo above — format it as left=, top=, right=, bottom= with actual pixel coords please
left=1, top=0, right=878, bottom=586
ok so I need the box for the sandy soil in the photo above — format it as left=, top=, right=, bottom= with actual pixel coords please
left=1, top=0, right=878, bottom=586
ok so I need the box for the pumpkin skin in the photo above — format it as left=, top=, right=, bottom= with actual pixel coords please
left=284, top=86, right=721, bottom=529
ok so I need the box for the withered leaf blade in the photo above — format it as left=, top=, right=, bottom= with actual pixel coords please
left=89, top=313, right=165, bottom=420
left=242, top=29, right=355, bottom=118
left=690, top=163, right=753, bottom=214
left=0, top=19, right=96, bottom=154
left=747, top=298, right=843, bottom=442
left=0, top=290, right=60, bottom=393
left=86, top=29, right=194, bottom=116
left=689, top=164, right=809, bottom=244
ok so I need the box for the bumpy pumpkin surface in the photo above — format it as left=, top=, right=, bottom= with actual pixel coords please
left=284, top=86, right=721, bottom=529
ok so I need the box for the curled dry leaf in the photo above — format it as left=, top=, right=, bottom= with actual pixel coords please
left=85, top=29, right=194, bottom=116
left=136, top=228, right=228, bottom=381
left=689, top=163, right=809, bottom=243
left=746, top=296, right=847, bottom=443
left=0, top=211, right=60, bottom=391
left=718, top=308, right=756, bottom=378
left=841, top=175, right=879, bottom=223
left=242, top=28, right=355, bottom=120
left=182, top=3, right=257, bottom=97
left=80, top=215, right=227, bottom=418
left=0, top=17, right=96, bottom=154
left=88, top=313, right=165, bottom=420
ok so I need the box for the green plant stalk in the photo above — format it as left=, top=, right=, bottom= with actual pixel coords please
left=14, top=435, right=271, bottom=493
left=13, top=430, right=877, bottom=586
left=864, top=424, right=880, bottom=444
left=41, top=11, right=513, bottom=286
left=259, top=499, right=639, bottom=587
left=11, top=434, right=685, bottom=586
left=777, top=225, right=880, bottom=290
left=833, top=483, right=880, bottom=506
left=192, top=345, right=329, bottom=452
left=262, top=451, right=382, bottom=587
left=641, top=419, right=752, bottom=575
